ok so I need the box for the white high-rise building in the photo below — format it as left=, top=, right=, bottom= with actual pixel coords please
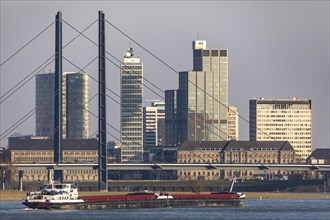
left=227, top=106, right=238, bottom=140
left=120, top=48, right=143, bottom=162
left=143, top=100, right=165, bottom=147
left=249, top=97, right=312, bottom=160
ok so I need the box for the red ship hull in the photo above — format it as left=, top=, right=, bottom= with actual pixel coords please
left=23, top=201, right=52, bottom=209
left=38, top=192, right=245, bottom=210
left=23, top=192, right=245, bottom=210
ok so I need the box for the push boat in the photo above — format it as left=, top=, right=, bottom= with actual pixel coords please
left=23, top=179, right=245, bottom=210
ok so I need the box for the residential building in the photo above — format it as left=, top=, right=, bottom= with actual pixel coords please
left=35, top=72, right=90, bottom=139
left=8, top=137, right=98, bottom=182
left=143, top=100, right=165, bottom=147
left=306, top=148, right=330, bottom=180
left=249, top=97, right=312, bottom=160
left=120, top=48, right=143, bottom=162
left=178, top=40, right=228, bottom=142
left=177, top=140, right=298, bottom=181
left=307, top=149, right=330, bottom=165
left=227, top=106, right=239, bottom=140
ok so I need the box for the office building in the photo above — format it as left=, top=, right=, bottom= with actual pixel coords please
left=35, top=72, right=90, bottom=139
left=227, top=106, right=239, bottom=140
left=178, top=40, right=228, bottom=141
left=249, top=97, right=312, bottom=160
left=165, top=90, right=181, bottom=146
left=120, top=48, right=143, bottom=162
left=65, top=73, right=90, bottom=139
left=36, top=73, right=55, bottom=137
left=143, top=100, right=165, bottom=147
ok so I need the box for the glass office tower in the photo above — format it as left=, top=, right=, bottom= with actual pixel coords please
left=66, top=73, right=90, bottom=139
left=35, top=72, right=90, bottom=139
left=178, top=40, right=228, bottom=141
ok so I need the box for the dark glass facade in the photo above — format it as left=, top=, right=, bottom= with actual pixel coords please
left=35, top=72, right=90, bottom=139
left=165, top=90, right=181, bottom=146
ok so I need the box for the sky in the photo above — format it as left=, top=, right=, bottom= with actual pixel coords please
left=0, top=1, right=329, bottom=149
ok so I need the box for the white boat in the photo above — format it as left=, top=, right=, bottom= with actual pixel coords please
left=22, top=180, right=84, bottom=209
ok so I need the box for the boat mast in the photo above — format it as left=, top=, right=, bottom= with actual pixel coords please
left=229, top=178, right=236, bottom=192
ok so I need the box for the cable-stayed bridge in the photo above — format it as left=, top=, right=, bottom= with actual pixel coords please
left=1, top=11, right=329, bottom=192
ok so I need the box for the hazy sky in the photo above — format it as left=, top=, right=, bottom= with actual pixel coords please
left=0, top=1, right=329, bottom=149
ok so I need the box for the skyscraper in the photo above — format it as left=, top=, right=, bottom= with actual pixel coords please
left=120, top=48, right=143, bottom=162
left=65, top=73, right=90, bottom=139
left=165, top=90, right=180, bottom=146
left=143, top=100, right=165, bottom=147
left=178, top=40, right=228, bottom=141
left=35, top=72, right=90, bottom=139
left=36, top=72, right=55, bottom=137
left=249, top=97, right=312, bottom=160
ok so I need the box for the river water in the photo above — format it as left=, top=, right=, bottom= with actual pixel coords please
left=1, top=198, right=330, bottom=220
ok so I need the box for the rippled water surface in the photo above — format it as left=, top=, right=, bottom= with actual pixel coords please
left=1, top=198, right=330, bottom=220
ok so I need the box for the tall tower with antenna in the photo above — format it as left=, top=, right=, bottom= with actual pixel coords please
left=120, top=48, right=144, bottom=162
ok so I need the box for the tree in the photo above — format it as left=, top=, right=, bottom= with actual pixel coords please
left=0, top=150, right=17, bottom=190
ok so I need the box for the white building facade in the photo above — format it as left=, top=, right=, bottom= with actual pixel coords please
left=249, top=97, right=312, bottom=160
left=227, top=106, right=238, bottom=140
left=143, top=100, right=165, bottom=147
left=120, top=48, right=143, bottom=162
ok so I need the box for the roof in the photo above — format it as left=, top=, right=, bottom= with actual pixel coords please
left=179, top=141, right=229, bottom=151
left=308, top=149, right=330, bottom=160
left=251, top=98, right=311, bottom=105
left=179, top=140, right=294, bottom=151
left=8, top=138, right=98, bottom=151
left=224, top=141, right=294, bottom=151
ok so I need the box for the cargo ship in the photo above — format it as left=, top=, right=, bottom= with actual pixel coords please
left=23, top=180, right=245, bottom=210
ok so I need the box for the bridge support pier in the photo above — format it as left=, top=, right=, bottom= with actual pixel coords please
left=47, top=169, right=53, bottom=182
left=325, top=171, right=330, bottom=187
left=18, top=170, right=24, bottom=191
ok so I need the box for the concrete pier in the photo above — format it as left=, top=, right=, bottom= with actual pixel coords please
left=18, top=170, right=24, bottom=191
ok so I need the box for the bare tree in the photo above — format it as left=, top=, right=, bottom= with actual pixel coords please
left=0, top=150, right=17, bottom=190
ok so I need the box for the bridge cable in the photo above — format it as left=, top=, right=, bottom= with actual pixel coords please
left=63, top=19, right=276, bottom=164
left=0, top=21, right=55, bottom=67
left=5, top=58, right=98, bottom=163
left=105, top=19, right=278, bottom=142
left=60, top=23, right=273, bottom=166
